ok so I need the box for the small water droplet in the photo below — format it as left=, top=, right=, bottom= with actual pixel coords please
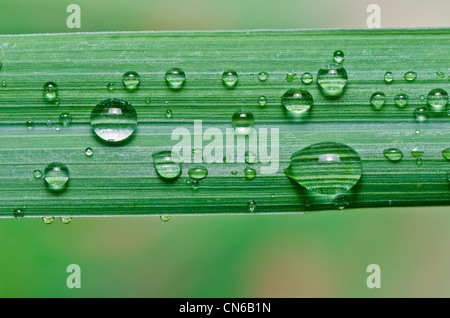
left=384, top=71, right=394, bottom=84
left=59, top=112, right=72, bottom=126
left=165, top=67, right=186, bottom=90
left=61, top=217, right=72, bottom=224
left=44, top=162, right=69, bottom=192
left=370, top=92, right=386, bottom=110
left=333, top=195, right=349, bottom=210
left=191, top=179, right=199, bottom=190
left=26, top=120, right=34, bottom=129
left=107, top=82, right=114, bottom=91
left=153, top=151, right=182, bottom=179
left=332, top=50, right=344, bottom=64
left=46, top=120, right=52, bottom=127
left=414, top=106, right=428, bottom=122
left=90, top=98, right=137, bottom=142
left=404, top=71, right=417, bottom=82
left=231, top=170, right=238, bottom=176
left=85, top=147, right=93, bottom=157
left=301, top=72, right=313, bottom=85
left=383, top=148, right=403, bottom=162
left=145, top=97, right=151, bottom=104
left=258, top=96, right=267, bottom=106
left=33, top=169, right=43, bottom=179
left=160, top=215, right=171, bottom=222
left=188, top=166, right=208, bottom=180
left=416, top=158, right=423, bottom=166
left=244, top=167, right=257, bottom=180
left=394, top=93, right=409, bottom=108
left=427, top=88, right=448, bottom=114
left=222, top=70, right=238, bottom=88
left=247, top=200, right=256, bottom=212
left=436, top=71, right=445, bottom=78
left=54, top=124, right=61, bottom=131
left=285, top=72, right=296, bottom=82
left=245, top=151, right=257, bottom=164
left=42, top=216, right=54, bottom=224
left=1, top=80, right=6, bottom=87
left=281, top=88, right=313, bottom=115
left=317, top=64, right=348, bottom=97
left=14, top=209, right=24, bottom=219
left=411, top=147, right=424, bottom=158
left=258, top=71, right=268, bottom=82
left=43, top=81, right=58, bottom=102
left=122, top=71, right=140, bottom=91
left=415, top=129, right=421, bottom=134
left=441, top=148, right=450, bottom=160
left=165, top=109, right=172, bottom=119
left=232, top=109, right=254, bottom=135
left=284, top=142, right=362, bottom=195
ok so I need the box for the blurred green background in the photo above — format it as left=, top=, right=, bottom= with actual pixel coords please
left=0, top=0, right=449, bottom=298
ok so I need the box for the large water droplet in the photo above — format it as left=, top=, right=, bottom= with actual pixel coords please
left=90, top=98, right=137, bottom=142
left=165, top=68, right=186, bottom=90
left=370, top=92, right=385, bottom=110
left=43, top=81, right=58, bottom=102
left=221, top=70, right=238, bottom=89
left=122, top=71, right=140, bottom=91
left=384, top=72, right=394, bottom=84
left=394, top=93, right=409, bottom=108
left=301, top=72, right=313, bottom=85
left=284, top=142, right=362, bottom=195
left=442, top=148, right=450, bottom=160
left=317, top=64, right=348, bottom=97
left=383, top=148, right=403, bottom=161
left=153, top=151, right=182, bottom=179
left=427, top=88, right=448, bottom=114
left=232, top=109, right=254, bottom=135
left=44, top=162, right=69, bottom=192
left=188, top=166, right=208, bottom=180
left=332, top=50, right=344, bottom=64
left=404, top=71, right=417, bottom=82
left=281, top=88, right=313, bottom=115
left=244, top=167, right=257, bottom=180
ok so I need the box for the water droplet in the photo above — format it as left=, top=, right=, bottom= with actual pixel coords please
left=284, top=142, right=362, bottom=195
left=427, top=88, right=448, bottom=114
left=394, top=93, right=409, bottom=108
left=152, top=151, right=182, bottom=179
left=54, top=124, right=61, bottom=131
left=61, top=217, right=72, bottom=224
left=107, top=82, right=114, bottom=91
left=281, top=88, right=313, bottom=114
left=44, top=162, right=69, bottom=192
left=59, top=112, right=71, bottom=126
left=285, top=72, right=296, bottom=82
left=245, top=151, right=257, bottom=164
left=370, top=92, right=386, bottom=110
left=301, top=72, right=313, bottom=85
left=411, top=147, right=424, bottom=158
left=247, top=200, right=256, bottom=212
left=332, top=50, right=344, bottom=64
left=165, top=67, right=186, bottom=90
left=46, top=120, right=52, bottom=127
left=416, top=158, right=423, bottom=166
left=165, top=109, right=172, bottom=119
left=90, top=98, right=137, bottom=142
left=384, top=71, right=394, bottom=84
left=414, top=106, right=428, bottom=122
left=43, top=81, right=58, bottom=102
left=333, top=195, right=349, bottom=210
left=85, top=147, right=93, bottom=157
left=231, top=170, right=238, bottom=176
left=442, top=148, right=450, bottom=160
left=258, top=71, right=268, bottom=82
left=244, top=167, right=257, bottom=180
left=222, top=70, right=238, bottom=88
left=42, top=217, right=54, bottom=224
left=317, top=64, right=348, bottom=97
left=383, top=148, right=403, bottom=162
left=14, top=209, right=24, bottom=219
left=415, top=129, right=421, bottom=134
left=160, top=215, right=171, bottom=222
left=232, top=109, right=254, bottom=135
left=258, top=96, right=267, bottom=106
left=191, top=179, right=199, bottom=190
left=188, top=166, right=208, bottom=180
left=26, top=120, right=34, bottom=129
left=404, top=71, right=417, bottom=82
left=1, top=80, right=6, bottom=87
left=436, top=71, right=445, bottom=78
left=122, top=71, right=140, bottom=91
left=33, top=169, right=43, bottom=179
left=145, top=97, right=151, bottom=104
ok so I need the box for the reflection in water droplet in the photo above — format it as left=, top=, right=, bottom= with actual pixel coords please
left=165, top=68, right=186, bottom=90
left=232, top=109, right=254, bottom=135
left=383, top=148, right=403, bottom=162
left=44, top=162, right=70, bottom=192
left=90, top=98, right=137, bottom=142
left=284, top=142, right=362, bottom=195
left=317, top=64, right=348, bottom=97
left=222, top=70, right=238, bottom=88
left=122, top=71, right=140, bottom=91
left=281, top=88, right=313, bottom=115
left=153, top=151, right=182, bottom=179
